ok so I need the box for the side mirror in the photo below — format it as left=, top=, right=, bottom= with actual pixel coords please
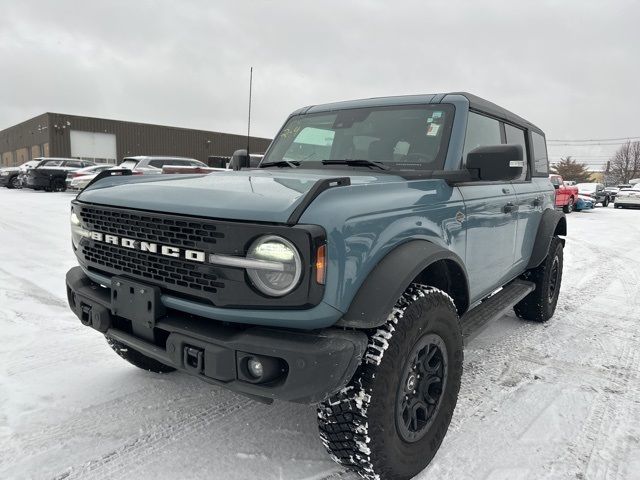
left=553, top=183, right=560, bottom=189
left=466, top=144, right=523, bottom=181
left=230, top=149, right=249, bottom=171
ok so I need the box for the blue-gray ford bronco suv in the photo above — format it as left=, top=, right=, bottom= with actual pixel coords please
left=66, top=92, right=565, bottom=480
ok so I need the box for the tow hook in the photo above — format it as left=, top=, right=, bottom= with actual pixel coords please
left=183, top=346, right=204, bottom=374
left=80, top=304, right=92, bottom=326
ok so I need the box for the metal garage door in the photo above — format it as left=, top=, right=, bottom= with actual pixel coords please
left=70, top=130, right=117, bottom=164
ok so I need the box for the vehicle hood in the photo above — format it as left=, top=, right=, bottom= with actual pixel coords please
left=0, top=166, right=20, bottom=173
left=77, top=169, right=406, bottom=223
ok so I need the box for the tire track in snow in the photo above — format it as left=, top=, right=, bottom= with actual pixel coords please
left=54, top=392, right=257, bottom=480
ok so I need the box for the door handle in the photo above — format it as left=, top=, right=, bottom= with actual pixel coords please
left=503, top=202, right=518, bottom=213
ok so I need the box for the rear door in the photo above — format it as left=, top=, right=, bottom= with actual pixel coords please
left=509, top=125, right=544, bottom=270
left=458, top=112, right=519, bottom=302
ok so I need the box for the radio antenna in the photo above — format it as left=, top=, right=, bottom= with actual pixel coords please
left=246, top=66, right=253, bottom=158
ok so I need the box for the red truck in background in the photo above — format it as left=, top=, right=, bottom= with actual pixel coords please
left=549, top=174, right=579, bottom=213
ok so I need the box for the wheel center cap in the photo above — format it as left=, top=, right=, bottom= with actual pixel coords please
left=406, top=374, right=417, bottom=392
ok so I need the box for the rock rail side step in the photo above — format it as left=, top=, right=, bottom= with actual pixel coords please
left=461, top=280, right=535, bottom=344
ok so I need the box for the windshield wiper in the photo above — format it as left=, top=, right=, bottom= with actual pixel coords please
left=321, top=159, right=390, bottom=170
left=259, top=160, right=300, bottom=168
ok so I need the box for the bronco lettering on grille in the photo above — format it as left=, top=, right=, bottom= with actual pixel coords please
left=89, top=231, right=205, bottom=262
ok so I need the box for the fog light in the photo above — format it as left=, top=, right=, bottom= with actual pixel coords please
left=247, top=357, right=264, bottom=379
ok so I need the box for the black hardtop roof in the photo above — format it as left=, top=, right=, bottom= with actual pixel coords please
left=295, top=92, right=544, bottom=135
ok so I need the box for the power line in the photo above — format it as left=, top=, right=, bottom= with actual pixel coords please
left=547, top=136, right=640, bottom=142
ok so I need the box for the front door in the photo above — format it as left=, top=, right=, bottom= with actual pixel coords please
left=459, top=112, right=519, bottom=303
left=459, top=184, right=518, bottom=302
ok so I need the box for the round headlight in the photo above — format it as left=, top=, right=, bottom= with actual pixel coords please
left=246, top=235, right=302, bottom=297
left=70, top=210, right=90, bottom=247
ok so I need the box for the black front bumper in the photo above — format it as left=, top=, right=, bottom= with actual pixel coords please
left=65, top=267, right=366, bottom=404
left=0, top=175, right=10, bottom=187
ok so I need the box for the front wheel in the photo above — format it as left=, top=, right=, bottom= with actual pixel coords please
left=563, top=197, right=574, bottom=213
left=317, top=285, right=463, bottom=480
left=7, top=176, right=19, bottom=189
left=514, top=236, right=563, bottom=322
left=602, top=197, right=609, bottom=207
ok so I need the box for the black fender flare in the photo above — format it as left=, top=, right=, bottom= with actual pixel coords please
left=527, top=209, right=567, bottom=269
left=338, top=240, right=469, bottom=329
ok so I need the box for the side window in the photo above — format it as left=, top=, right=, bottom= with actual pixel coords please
left=463, top=112, right=501, bottom=162
left=531, top=132, right=549, bottom=175
left=149, top=160, right=165, bottom=168
left=65, top=161, right=83, bottom=168
left=504, top=124, right=528, bottom=181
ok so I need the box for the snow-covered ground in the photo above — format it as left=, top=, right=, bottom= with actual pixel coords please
left=1, top=188, right=639, bottom=480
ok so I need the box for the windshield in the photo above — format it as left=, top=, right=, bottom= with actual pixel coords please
left=262, top=104, right=454, bottom=170
left=119, top=159, right=139, bottom=170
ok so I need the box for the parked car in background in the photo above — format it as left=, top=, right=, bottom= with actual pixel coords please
left=117, top=156, right=204, bottom=175
left=604, top=184, right=632, bottom=202
left=576, top=182, right=610, bottom=206
left=549, top=174, right=579, bottom=213
left=66, top=165, right=114, bottom=190
left=161, top=159, right=224, bottom=175
left=575, top=194, right=595, bottom=211
left=0, top=160, right=40, bottom=188
left=614, top=183, right=640, bottom=208
left=24, top=158, right=95, bottom=192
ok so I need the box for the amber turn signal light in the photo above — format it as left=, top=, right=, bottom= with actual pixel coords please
left=315, top=244, right=327, bottom=285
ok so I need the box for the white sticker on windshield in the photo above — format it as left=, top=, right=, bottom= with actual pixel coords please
left=427, top=123, right=440, bottom=136
left=432, top=111, right=443, bottom=119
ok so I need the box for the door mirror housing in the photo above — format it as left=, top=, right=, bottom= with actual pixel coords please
left=466, top=144, right=524, bottom=181
left=553, top=183, right=560, bottom=189
left=230, top=149, right=249, bottom=171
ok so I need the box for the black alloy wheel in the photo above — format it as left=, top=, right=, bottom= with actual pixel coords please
left=396, top=333, right=448, bottom=443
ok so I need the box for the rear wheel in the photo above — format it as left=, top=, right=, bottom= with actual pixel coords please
left=514, top=236, right=563, bottom=322
left=106, top=337, right=175, bottom=373
left=562, top=197, right=574, bottom=213
left=51, top=177, right=66, bottom=192
left=317, top=285, right=463, bottom=480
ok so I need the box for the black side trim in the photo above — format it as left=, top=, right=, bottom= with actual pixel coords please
left=527, top=208, right=566, bottom=269
left=82, top=168, right=132, bottom=192
left=287, top=177, right=351, bottom=225
left=339, top=240, right=469, bottom=328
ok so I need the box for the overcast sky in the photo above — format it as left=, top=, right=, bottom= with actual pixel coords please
left=1, top=0, right=639, bottom=167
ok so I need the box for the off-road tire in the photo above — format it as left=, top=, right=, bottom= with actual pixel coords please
left=317, top=285, right=463, bottom=480
left=514, top=236, right=563, bottom=322
left=562, top=197, right=574, bottom=213
left=106, top=336, right=176, bottom=373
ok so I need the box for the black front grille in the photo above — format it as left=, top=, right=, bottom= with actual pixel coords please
left=74, top=202, right=322, bottom=308
left=78, top=205, right=232, bottom=303
left=79, top=206, right=225, bottom=249
left=83, top=243, right=224, bottom=294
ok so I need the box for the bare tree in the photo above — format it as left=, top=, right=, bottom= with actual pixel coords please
left=609, top=141, right=640, bottom=184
